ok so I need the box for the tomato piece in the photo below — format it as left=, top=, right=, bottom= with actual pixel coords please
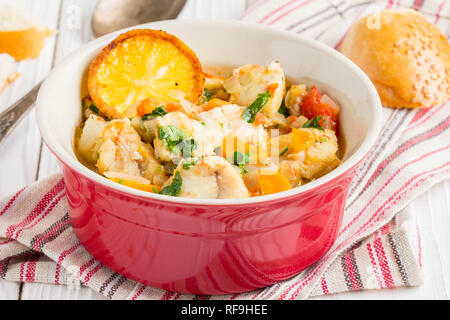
left=300, top=86, right=339, bottom=130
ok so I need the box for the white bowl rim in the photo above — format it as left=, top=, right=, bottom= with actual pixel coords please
left=36, top=18, right=382, bottom=206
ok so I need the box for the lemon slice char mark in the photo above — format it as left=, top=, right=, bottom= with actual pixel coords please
left=88, top=29, right=205, bottom=119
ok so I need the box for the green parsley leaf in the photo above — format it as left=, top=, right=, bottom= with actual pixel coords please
left=118, top=179, right=124, bottom=185
left=303, top=116, right=324, bottom=130
left=159, top=171, right=183, bottom=196
left=157, top=126, right=197, bottom=157
left=158, top=125, right=189, bottom=150
left=241, top=91, right=271, bottom=123
left=182, top=159, right=198, bottom=170
left=279, top=147, right=289, bottom=156
left=175, top=138, right=198, bottom=158
left=89, top=104, right=99, bottom=114
left=231, top=151, right=251, bottom=166
left=230, top=151, right=251, bottom=174
left=142, top=106, right=168, bottom=120
left=278, top=99, right=289, bottom=118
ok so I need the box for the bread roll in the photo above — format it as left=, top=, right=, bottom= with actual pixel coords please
left=0, top=6, right=54, bottom=61
left=341, top=9, right=449, bottom=109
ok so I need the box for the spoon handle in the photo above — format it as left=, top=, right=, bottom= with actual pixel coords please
left=0, top=82, right=41, bottom=145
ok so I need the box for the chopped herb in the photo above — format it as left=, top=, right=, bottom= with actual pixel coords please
left=241, top=91, right=271, bottom=123
left=159, top=171, right=182, bottom=196
left=157, top=126, right=197, bottom=157
left=231, top=151, right=251, bottom=166
left=118, top=179, right=124, bottom=185
left=152, top=186, right=158, bottom=193
left=175, top=138, right=198, bottom=158
left=303, top=116, right=324, bottom=130
left=279, top=147, right=289, bottom=156
left=231, top=151, right=251, bottom=174
left=278, top=99, right=289, bottom=118
left=89, top=104, right=99, bottom=114
left=142, top=106, right=168, bottom=120
left=202, top=88, right=213, bottom=103
left=158, top=125, right=189, bottom=150
left=219, top=122, right=224, bottom=129
left=321, top=137, right=328, bottom=142
left=182, top=159, right=198, bottom=170
left=151, top=106, right=168, bottom=117
left=201, top=121, right=206, bottom=126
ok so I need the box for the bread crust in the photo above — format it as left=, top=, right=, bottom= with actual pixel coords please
left=0, top=26, right=53, bottom=61
left=341, top=9, right=449, bottom=109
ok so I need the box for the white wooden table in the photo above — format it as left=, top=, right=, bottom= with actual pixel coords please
left=0, top=0, right=449, bottom=300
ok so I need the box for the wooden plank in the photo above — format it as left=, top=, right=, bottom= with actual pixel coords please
left=21, top=283, right=106, bottom=300
left=0, top=0, right=60, bottom=195
left=21, top=0, right=97, bottom=300
left=0, top=280, right=21, bottom=300
left=0, top=0, right=61, bottom=300
left=36, top=0, right=97, bottom=180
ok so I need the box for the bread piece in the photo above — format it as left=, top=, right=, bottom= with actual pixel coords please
left=0, top=6, right=54, bottom=61
left=341, top=9, right=449, bottom=109
left=0, top=53, right=19, bottom=93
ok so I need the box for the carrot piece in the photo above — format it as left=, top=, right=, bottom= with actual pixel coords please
left=110, top=178, right=161, bottom=193
left=288, top=115, right=296, bottom=124
left=291, top=128, right=315, bottom=152
left=266, top=83, right=279, bottom=95
left=164, top=102, right=182, bottom=112
left=203, top=98, right=229, bottom=111
left=136, top=98, right=154, bottom=116
left=254, top=113, right=266, bottom=125
left=258, top=172, right=291, bottom=195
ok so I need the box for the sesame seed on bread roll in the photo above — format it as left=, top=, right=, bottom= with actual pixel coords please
left=341, top=9, right=449, bottom=109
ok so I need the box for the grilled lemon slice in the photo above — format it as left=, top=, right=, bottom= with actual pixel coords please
left=88, top=29, right=204, bottom=119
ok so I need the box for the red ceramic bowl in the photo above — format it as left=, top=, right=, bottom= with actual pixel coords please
left=36, top=20, right=382, bottom=294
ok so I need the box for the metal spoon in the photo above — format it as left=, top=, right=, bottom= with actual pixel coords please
left=0, top=0, right=186, bottom=145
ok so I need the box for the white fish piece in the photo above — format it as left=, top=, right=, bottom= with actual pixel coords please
left=77, top=114, right=106, bottom=163
left=198, top=104, right=268, bottom=148
left=96, top=118, right=167, bottom=185
left=223, top=61, right=285, bottom=118
left=164, top=156, right=249, bottom=199
left=154, top=111, right=220, bottom=162
left=284, top=84, right=307, bottom=117
left=279, top=128, right=340, bottom=185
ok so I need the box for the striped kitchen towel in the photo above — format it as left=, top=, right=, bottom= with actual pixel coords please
left=0, top=0, right=449, bottom=299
